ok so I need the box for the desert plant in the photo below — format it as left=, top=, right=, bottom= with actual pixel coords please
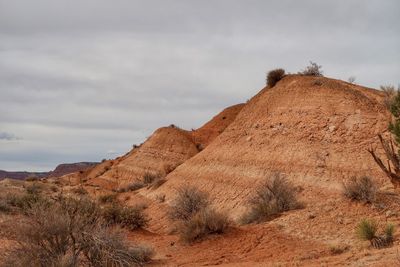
left=98, top=193, right=118, bottom=204
left=0, top=199, right=11, bottom=213
left=329, top=244, right=349, bottom=255
left=179, top=208, right=229, bottom=242
left=356, top=219, right=378, bottom=241
left=356, top=219, right=395, bottom=248
left=348, top=76, right=356, bottom=84
left=368, top=84, right=400, bottom=188
left=299, top=61, right=323, bottom=76
left=241, top=173, right=300, bottom=224
left=343, top=176, right=377, bottom=203
left=266, top=68, right=285, bottom=88
left=381, top=85, right=397, bottom=110
left=25, top=183, right=42, bottom=195
left=102, top=204, right=148, bottom=230
left=169, top=186, right=210, bottom=221
left=143, top=172, right=159, bottom=185
left=72, top=186, right=88, bottom=195
left=6, top=196, right=153, bottom=266
left=82, top=227, right=154, bottom=266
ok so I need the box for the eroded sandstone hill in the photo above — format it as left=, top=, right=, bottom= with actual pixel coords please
left=72, top=103, right=244, bottom=188
left=147, top=75, right=391, bottom=216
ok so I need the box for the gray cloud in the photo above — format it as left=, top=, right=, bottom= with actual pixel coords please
left=0, top=0, right=399, bottom=171
left=0, top=132, right=20, bottom=141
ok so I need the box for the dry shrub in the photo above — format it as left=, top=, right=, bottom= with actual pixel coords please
left=381, top=85, right=397, bottom=110
left=118, top=181, right=145, bottom=193
left=72, top=186, right=88, bottom=195
left=25, top=183, right=42, bottom=195
left=266, top=68, right=285, bottom=88
left=343, top=176, right=377, bottom=203
left=179, top=208, right=229, bottom=242
left=169, top=186, right=209, bottom=221
left=98, top=193, right=118, bottom=204
left=5, top=196, right=153, bottom=266
left=102, top=204, right=148, bottom=230
left=169, top=186, right=230, bottom=242
left=143, top=172, right=159, bottom=185
left=241, top=173, right=301, bottom=224
left=299, top=61, right=323, bottom=76
left=329, top=244, right=349, bottom=255
left=0, top=198, right=11, bottom=213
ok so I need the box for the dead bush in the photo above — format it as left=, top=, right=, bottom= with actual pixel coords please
left=241, top=173, right=301, bottom=224
left=299, top=61, right=323, bottom=76
left=0, top=199, right=11, bottom=213
left=169, top=186, right=210, bottom=221
left=343, top=176, right=377, bottom=203
left=179, top=208, right=229, bottom=242
left=143, top=172, right=160, bottom=185
left=6, top=196, right=153, bottom=266
left=266, top=68, right=285, bottom=88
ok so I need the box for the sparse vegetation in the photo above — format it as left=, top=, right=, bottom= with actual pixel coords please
left=169, top=186, right=229, bottom=242
left=343, top=176, right=377, bottom=203
left=329, top=244, right=349, bottom=255
left=179, top=208, right=229, bottom=242
left=381, top=85, right=397, bottom=109
left=348, top=76, right=356, bottom=84
left=98, top=193, right=118, bottom=204
left=72, top=186, right=88, bottom=195
left=266, top=68, right=285, bottom=88
left=5, top=196, right=153, bottom=266
left=102, top=203, right=149, bottom=230
left=356, top=219, right=395, bottom=248
left=241, top=173, right=301, bottom=224
left=169, top=186, right=210, bottom=221
left=299, top=61, right=323, bottom=76
left=368, top=84, right=400, bottom=188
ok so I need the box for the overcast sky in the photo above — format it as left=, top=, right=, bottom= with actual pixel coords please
left=0, top=0, right=399, bottom=171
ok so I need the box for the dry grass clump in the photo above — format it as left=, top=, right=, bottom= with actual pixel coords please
left=356, top=219, right=395, bottom=249
left=117, top=172, right=165, bottom=193
left=5, top=196, right=153, bottom=266
left=241, top=173, right=301, bottom=224
left=343, top=176, right=377, bottom=203
left=266, top=68, right=285, bottom=88
left=102, top=204, right=149, bottom=230
left=169, top=186, right=229, bottom=242
left=299, top=61, right=323, bottom=76
left=0, top=198, right=11, bottom=213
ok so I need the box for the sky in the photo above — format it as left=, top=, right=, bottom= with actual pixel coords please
left=0, top=0, right=399, bottom=171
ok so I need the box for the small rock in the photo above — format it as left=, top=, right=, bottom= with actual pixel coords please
left=385, top=210, right=394, bottom=218
left=328, top=125, right=336, bottom=132
left=246, top=136, right=252, bottom=142
left=308, top=213, right=316, bottom=219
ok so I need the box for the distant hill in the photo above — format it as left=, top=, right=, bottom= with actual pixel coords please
left=0, top=162, right=98, bottom=180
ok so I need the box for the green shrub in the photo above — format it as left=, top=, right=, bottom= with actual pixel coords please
left=356, top=219, right=378, bottom=241
left=241, top=173, right=300, bottom=224
left=179, top=208, right=229, bottom=242
left=266, top=68, right=285, bottom=88
left=169, top=186, right=209, bottom=221
left=343, top=176, right=377, bottom=203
